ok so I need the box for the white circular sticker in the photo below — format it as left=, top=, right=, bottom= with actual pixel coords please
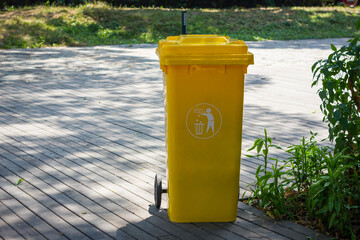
left=186, top=103, right=222, bottom=139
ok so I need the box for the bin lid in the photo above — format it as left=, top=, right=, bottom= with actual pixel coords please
left=156, top=35, right=254, bottom=67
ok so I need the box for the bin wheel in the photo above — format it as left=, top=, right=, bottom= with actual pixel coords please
left=154, top=174, right=162, bottom=209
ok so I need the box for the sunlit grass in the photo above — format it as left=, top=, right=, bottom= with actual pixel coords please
left=0, top=2, right=359, bottom=49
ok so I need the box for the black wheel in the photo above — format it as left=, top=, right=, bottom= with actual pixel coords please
left=154, top=174, right=162, bottom=209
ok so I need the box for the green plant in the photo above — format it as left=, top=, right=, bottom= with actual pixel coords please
left=312, top=22, right=360, bottom=158
left=246, top=130, right=360, bottom=238
left=307, top=151, right=358, bottom=239
left=244, top=22, right=360, bottom=239
left=311, top=21, right=360, bottom=238
left=4, top=5, right=15, bottom=11
left=246, top=130, right=290, bottom=218
left=246, top=129, right=283, bottom=172
left=285, top=132, right=327, bottom=192
left=31, top=35, right=46, bottom=48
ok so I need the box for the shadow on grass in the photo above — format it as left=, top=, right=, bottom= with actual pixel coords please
left=0, top=6, right=359, bottom=48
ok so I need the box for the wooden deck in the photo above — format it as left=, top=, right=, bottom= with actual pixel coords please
left=0, top=39, right=348, bottom=239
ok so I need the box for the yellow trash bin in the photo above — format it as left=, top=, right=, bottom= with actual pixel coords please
left=154, top=35, right=254, bottom=223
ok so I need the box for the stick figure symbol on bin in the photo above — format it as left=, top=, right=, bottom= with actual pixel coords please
left=199, top=108, right=214, bottom=134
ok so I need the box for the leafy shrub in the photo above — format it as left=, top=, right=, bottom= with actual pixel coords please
left=309, top=21, right=360, bottom=238
left=246, top=132, right=359, bottom=239
left=246, top=22, right=360, bottom=239
left=312, top=24, right=360, bottom=159
left=306, top=150, right=357, bottom=238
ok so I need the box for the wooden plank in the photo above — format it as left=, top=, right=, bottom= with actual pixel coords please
left=13, top=79, right=324, bottom=145
left=0, top=98, right=255, bottom=194
left=0, top=217, right=25, bottom=240
left=237, top=208, right=311, bottom=240
left=0, top=137, right=224, bottom=240
left=0, top=103, right=165, bottom=171
left=0, top=189, right=67, bottom=240
left=4, top=84, right=164, bottom=139
left=0, top=110, right=158, bottom=189
left=233, top=217, right=289, bottom=240
left=0, top=141, right=166, bottom=240
left=157, top=236, right=180, bottom=240
left=0, top=109, right=250, bottom=240
left=237, top=202, right=331, bottom=240
left=0, top=202, right=47, bottom=240
left=0, top=116, right=158, bottom=206
left=0, top=86, right=282, bottom=182
left=195, top=223, right=247, bottom=240
left=0, top=157, right=134, bottom=240
left=0, top=108, right=237, bottom=239
left=0, top=114, right=252, bottom=240
left=213, top=222, right=271, bottom=240
left=0, top=139, right=206, bottom=240
left=0, top=104, right=256, bottom=201
left=0, top=98, right=290, bottom=240
left=0, top=142, right=217, bottom=240
left=0, top=92, right=286, bottom=174
left=0, top=176, right=90, bottom=240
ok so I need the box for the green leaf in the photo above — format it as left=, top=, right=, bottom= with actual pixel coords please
left=318, top=204, right=329, bottom=214
left=262, top=148, right=268, bottom=156
left=15, top=178, right=25, bottom=186
left=255, top=165, right=262, bottom=176
left=339, top=117, right=348, bottom=128
left=257, top=139, right=264, bottom=154
left=323, top=181, right=331, bottom=188
left=330, top=44, right=337, bottom=52
left=333, top=110, right=341, bottom=122
left=311, top=61, right=319, bottom=72
left=319, top=90, right=326, bottom=100
left=328, top=195, right=334, bottom=211
left=248, top=138, right=261, bottom=151
left=356, top=20, right=360, bottom=30
left=335, top=201, right=341, bottom=215
left=311, top=79, right=318, bottom=87
left=269, top=144, right=282, bottom=149
left=329, top=212, right=337, bottom=228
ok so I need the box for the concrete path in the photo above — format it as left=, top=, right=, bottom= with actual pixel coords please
left=0, top=38, right=348, bottom=240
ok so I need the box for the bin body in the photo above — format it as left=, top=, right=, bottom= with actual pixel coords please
left=157, top=35, right=253, bottom=222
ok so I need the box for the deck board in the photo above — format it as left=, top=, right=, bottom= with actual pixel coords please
left=0, top=188, right=68, bottom=240
left=0, top=39, right=348, bottom=239
left=0, top=138, right=161, bottom=239
left=0, top=176, right=90, bottom=240
left=0, top=216, right=25, bottom=240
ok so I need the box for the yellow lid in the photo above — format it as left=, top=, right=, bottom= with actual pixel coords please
left=156, top=35, right=254, bottom=67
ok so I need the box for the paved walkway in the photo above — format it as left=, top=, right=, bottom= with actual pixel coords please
left=0, top=38, right=348, bottom=240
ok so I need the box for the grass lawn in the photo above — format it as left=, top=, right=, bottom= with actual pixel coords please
left=0, top=2, right=359, bottom=48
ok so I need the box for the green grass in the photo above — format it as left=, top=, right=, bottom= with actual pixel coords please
left=0, top=2, right=359, bottom=48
